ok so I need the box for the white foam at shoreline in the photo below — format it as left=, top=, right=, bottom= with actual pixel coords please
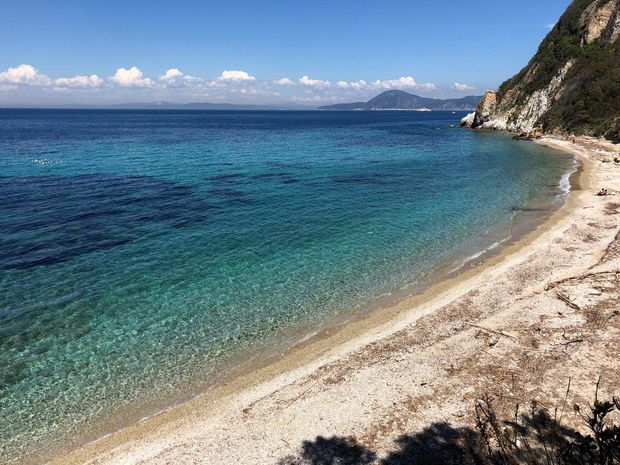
left=558, top=157, right=578, bottom=199
left=448, top=238, right=508, bottom=274
left=449, top=154, right=577, bottom=275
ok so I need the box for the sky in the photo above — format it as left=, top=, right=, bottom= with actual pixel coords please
left=0, top=0, right=572, bottom=106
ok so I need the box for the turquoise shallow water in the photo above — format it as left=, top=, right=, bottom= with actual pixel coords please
left=0, top=110, right=573, bottom=461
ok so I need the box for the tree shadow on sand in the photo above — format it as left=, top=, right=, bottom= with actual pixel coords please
left=277, top=423, right=477, bottom=465
left=277, top=396, right=620, bottom=465
left=277, top=435, right=376, bottom=465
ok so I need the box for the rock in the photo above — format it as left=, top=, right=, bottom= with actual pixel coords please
left=512, top=128, right=544, bottom=141
left=460, top=112, right=475, bottom=128
left=468, top=56, right=575, bottom=134
left=580, top=0, right=618, bottom=44
left=606, top=4, right=620, bottom=42
left=471, top=91, right=497, bottom=128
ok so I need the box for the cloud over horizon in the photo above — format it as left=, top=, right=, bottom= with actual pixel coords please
left=452, top=82, right=476, bottom=91
left=109, top=67, right=154, bottom=88
left=54, top=74, right=103, bottom=88
left=0, top=64, right=475, bottom=105
left=299, top=75, right=331, bottom=89
left=217, top=70, right=256, bottom=82
left=0, top=64, right=51, bottom=86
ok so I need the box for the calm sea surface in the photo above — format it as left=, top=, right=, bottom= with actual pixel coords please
left=0, top=110, right=573, bottom=461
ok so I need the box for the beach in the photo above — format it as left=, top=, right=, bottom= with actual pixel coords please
left=41, top=135, right=620, bottom=465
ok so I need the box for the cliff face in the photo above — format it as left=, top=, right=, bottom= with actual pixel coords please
left=463, top=0, right=620, bottom=141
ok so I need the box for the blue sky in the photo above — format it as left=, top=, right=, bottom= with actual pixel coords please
left=0, top=0, right=571, bottom=106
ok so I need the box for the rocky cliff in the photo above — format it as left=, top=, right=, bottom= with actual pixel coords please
left=462, top=0, right=620, bottom=141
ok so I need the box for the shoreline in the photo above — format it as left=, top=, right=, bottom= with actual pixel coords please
left=20, top=136, right=620, bottom=465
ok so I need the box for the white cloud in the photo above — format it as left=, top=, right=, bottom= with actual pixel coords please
left=373, top=76, right=416, bottom=89
left=296, top=75, right=437, bottom=93
left=0, top=64, right=51, bottom=86
left=372, top=76, right=416, bottom=89
left=54, top=74, right=103, bottom=88
left=417, top=82, right=438, bottom=91
left=159, top=68, right=201, bottom=87
left=237, top=87, right=281, bottom=96
left=452, top=82, right=476, bottom=91
left=368, top=76, right=437, bottom=91
left=274, top=77, right=294, bottom=86
left=109, top=66, right=154, bottom=87
left=0, top=65, right=450, bottom=103
left=337, top=80, right=369, bottom=90
left=217, top=70, right=256, bottom=81
left=546, top=22, right=556, bottom=29
left=160, top=68, right=184, bottom=81
left=0, top=64, right=103, bottom=91
left=299, top=75, right=331, bottom=89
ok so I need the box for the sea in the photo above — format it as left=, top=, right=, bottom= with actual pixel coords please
left=0, top=109, right=575, bottom=462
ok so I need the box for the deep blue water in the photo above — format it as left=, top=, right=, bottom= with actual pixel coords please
left=0, top=110, right=572, bottom=461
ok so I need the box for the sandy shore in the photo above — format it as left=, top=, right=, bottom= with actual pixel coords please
left=46, top=136, right=620, bottom=465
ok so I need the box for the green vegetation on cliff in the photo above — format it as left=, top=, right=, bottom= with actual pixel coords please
left=544, top=37, right=620, bottom=141
left=497, top=0, right=619, bottom=141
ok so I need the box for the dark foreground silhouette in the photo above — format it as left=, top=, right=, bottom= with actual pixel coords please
left=278, top=395, right=620, bottom=465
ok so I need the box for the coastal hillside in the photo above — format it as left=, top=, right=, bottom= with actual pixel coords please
left=319, top=90, right=481, bottom=111
left=462, top=0, right=620, bottom=141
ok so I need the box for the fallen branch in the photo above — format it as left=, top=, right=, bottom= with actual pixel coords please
left=284, top=382, right=317, bottom=408
left=465, top=322, right=515, bottom=340
left=547, top=271, right=620, bottom=289
left=556, top=291, right=581, bottom=310
left=599, top=310, right=619, bottom=328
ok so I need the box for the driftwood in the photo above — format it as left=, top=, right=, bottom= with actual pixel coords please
left=600, top=310, right=620, bottom=328
left=465, top=322, right=515, bottom=340
left=552, top=329, right=585, bottom=347
left=557, top=338, right=584, bottom=346
left=545, top=270, right=620, bottom=290
left=555, top=291, right=581, bottom=310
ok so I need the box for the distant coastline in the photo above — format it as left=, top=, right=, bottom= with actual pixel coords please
left=0, top=90, right=482, bottom=112
left=318, top=89, right=482, bottom=111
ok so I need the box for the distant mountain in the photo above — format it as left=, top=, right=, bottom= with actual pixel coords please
left=318, top=90, right=482, bottom=111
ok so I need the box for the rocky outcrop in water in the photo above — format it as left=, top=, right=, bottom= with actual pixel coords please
left=471, top=91, right=497, bottom=128
left=463, top=0, right=620, bottom=141
left=459, top=112, right=475, bottom=127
